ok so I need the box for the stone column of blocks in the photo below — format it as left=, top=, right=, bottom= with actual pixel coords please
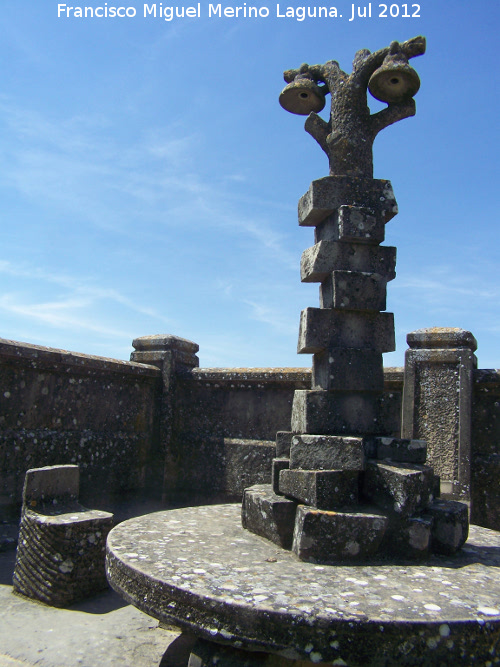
left=243, top=179, right=470, bottom=563
left=291, top=176, right=398, bottom=435
left=285, top=176, right=405, bottom=562
left=131, top=335, right=199, bottom=501
left=401, top=327, right=478, bottom=502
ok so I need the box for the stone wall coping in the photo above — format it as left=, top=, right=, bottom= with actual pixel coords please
left=407, top=327, right=478, bottom=352
left=474, top=369, right=500, bottom=387
left=190, top=367, right=312, bottom=385
left=383, top=366, right=404, bottom=386
left=0, top=338, right=409, bottom=387
left=0, top=338, right=161, bottom=378
left=191, top=367, right=404, bottom=386
left=132, top=334, right=199, bottom=354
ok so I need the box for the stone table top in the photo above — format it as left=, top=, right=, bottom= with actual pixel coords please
left=106, top=504, right=500, bottom=665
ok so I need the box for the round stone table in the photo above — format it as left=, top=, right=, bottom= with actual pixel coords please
left=106, top=504, right=500, bottom=666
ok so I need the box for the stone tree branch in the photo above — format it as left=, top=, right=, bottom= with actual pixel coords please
left=370, top=99, right=416, bottom=135
left=304, top=113, right=330, bottom=154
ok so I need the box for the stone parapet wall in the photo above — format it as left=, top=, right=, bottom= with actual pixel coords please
left=165, top=366, right=404, bottom=500
left=182, top=367, right=312, bottom=440
left=182, top=366, right=403, bottom=439
left=472, top=369, right=500, bottom=530
left=0, top=338, right=161, bottom=518
left=1, top=336, right=498, bottom=530
left=169, top=368, right=313, bottom=499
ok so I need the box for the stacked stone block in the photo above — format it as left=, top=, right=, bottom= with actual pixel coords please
left=292, top=176, right=397, bottom=435
left=242, top=176, right=470, bottom=563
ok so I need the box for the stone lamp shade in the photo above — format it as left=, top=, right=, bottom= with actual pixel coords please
left=368, top=51, right=420, bottom=104
left=279, top=75, right=326, bottom=115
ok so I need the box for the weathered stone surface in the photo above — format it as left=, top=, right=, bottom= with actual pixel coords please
left=298, top=177, right=397, bottom=227
left=131, top=334, right=200, bottom=370
left=0, top=339, right=408, bottom=521
left=292, top=505, right=389, bottom=563
left=285, top=37, right=426, bottom=177
left=301, top=240, right=396, bottom=283
left=291, top=390, right=385, bottom=435
left=188, top=639, right=295, bottom=666
left=402, top=328, right=478, bottom=503
left=362, top=460, right=435, bottom=517
left=241, top=485, right=297, bottom=549
left=0, top=338, right=161, bottom=514
left=13, top=506, right=114, bottom=606
left=426, top=499, right=469, bottom=555
left=289, top=434, right=365, bottom=471
left=217, top=439, right=276, bottom=496
left=23, top=464, right=79, bottom=504
left=312, top=349, right=384, bottom=391
left=107, top=504, right=500, bottom=664
left=298, top=308, right=395, bottom=354
left=13, top=465, right=114, bottom=607
left=374, top=437, right=427, bottom=464
left=471, top=452, right=500, bottom=533
left=319, top=270, right=387, bottom=311
left=171, top=368, right=310, bottom=501
left=275, top=431, right=293, bottom=458
left=407, top=327, right=478, bottom=351
left=383, top=514, right=433, bottom=559
left=271, top=458, right=289, bottom=495
left=328, top=205, right=385, bottom=244
left=279, top=468, right=358, bottom=509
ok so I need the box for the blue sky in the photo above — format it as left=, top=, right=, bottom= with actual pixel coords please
left=0, top=1, right=498, bottom=369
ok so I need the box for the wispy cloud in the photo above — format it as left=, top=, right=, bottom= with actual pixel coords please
left=0, top=97, right=294, bottom=267
left=0, top=97, right=304, bottom=363
left=214, top=278, right=234, bottom=297
left=395, top=275, right=499, bottom=303
left=0, top=259, right=174, bottom=334
left=244, top=299, right=298, bottom=336
left=0, top=293, right=133, bottom=338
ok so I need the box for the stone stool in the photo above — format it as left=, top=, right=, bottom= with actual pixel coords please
left=12, top=464, right=114, bottom=607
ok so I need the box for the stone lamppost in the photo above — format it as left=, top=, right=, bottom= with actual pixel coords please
left=242, top=36, right=470, bottom=563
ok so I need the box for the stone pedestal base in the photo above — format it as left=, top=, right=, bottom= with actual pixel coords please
left=244, top=429, right=465, bottom=564
left=188, top=639, right=332, bottom=666
left=106, top=505, right=500, bottom=666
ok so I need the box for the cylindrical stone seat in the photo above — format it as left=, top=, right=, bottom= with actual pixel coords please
left=12, top=465, right=114, bottom=607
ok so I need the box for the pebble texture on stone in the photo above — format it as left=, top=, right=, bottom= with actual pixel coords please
left=13, top=465, right=113, bottom=607
left=106, top=504, right=500, bottom=665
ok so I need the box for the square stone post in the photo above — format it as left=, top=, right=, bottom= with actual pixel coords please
left=401, top=328, right=477, bottom=502
left=131, top=335, right=199, bottom=501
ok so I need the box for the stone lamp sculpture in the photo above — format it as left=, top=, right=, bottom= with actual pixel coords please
left=243, top=37, right=471, bottom=564
left=278, top=36, right=423, bottom=178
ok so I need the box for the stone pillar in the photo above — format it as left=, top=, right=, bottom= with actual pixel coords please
left=401, top=328, right=477, bottom=502
left=131, top=335, right=199, bottom=501
left=291, top=176, right=398, bottom=435
left=243, top=183, right=471, bottom=562
left=245, top=177, right=461, bottom=563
